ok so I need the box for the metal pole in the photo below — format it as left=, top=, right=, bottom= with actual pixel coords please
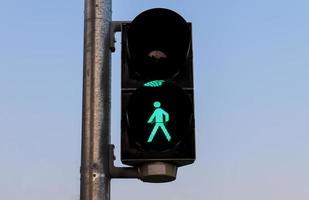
left=80, top=0, right=112, bottom=200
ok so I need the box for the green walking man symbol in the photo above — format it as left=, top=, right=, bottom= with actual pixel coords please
left=147, top=101, right=171, bottom=142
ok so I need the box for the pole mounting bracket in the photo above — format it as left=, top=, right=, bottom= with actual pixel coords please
left=108, top=144, right=140, bottom=179
left=108, top=144, right=177, bottom=182
left=110, top=21, right=130, bottom=52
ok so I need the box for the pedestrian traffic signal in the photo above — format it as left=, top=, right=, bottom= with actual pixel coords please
left=121, top=8, right=195, bottom=168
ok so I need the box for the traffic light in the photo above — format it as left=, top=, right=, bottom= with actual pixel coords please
left=121, top=8, right=195, bottom=168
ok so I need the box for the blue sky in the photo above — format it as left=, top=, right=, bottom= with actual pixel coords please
left=1, top=0, right=309, bottom=200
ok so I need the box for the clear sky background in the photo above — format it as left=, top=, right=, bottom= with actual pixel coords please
left=1, top=0, right=309, bottom=200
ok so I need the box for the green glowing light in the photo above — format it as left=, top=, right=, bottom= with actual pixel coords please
left=143, top=80, right=165, bottom=87
left=147, top=101, right=171, bottom=142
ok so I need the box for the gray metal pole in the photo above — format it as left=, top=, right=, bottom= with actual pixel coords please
left=80, top=0, right=112, bottom=200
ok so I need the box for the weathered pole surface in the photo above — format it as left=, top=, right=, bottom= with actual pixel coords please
left=80, top=0, right=112, bottom=200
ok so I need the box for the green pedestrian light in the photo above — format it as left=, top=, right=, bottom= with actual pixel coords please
left=147, top=101, right=171, bottom=143
left=123, top=82, right=193, bottom=153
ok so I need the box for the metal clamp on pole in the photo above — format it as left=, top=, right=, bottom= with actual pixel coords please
left=108, top=144, right=139, bottom=179
left=110, top=21, right=130, bottom=52
left=109, top=144, right=177, bottom=182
